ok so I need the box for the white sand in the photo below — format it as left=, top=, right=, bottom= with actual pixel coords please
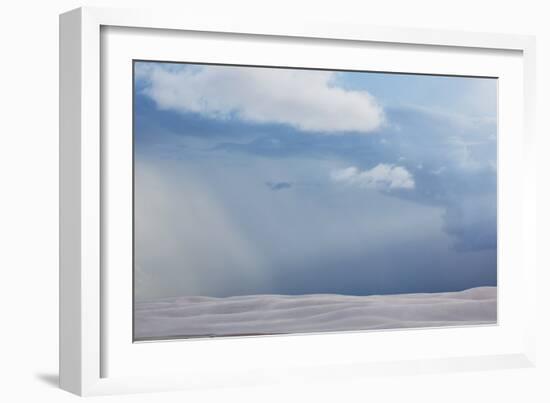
left=134, top=286, right=496, bottom=340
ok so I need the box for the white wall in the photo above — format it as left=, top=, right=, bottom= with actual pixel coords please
left=0, top=0, right=548, bottom=401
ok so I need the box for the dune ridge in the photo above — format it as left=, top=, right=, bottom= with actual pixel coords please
left=134, top=286, right=497, bottom=340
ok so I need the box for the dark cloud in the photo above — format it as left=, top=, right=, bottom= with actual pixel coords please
left=215, top=107, right=497, bottom=252
left=135, top=89, right=497, bottom=254
left=442, top=200, right=497, bottom=252
left=265, top=181, right=292, bottom=191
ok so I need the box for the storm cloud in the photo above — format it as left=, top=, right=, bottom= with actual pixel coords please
left=133, top=61, right=497, bottom=300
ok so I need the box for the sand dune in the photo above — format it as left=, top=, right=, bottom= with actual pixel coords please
left=134, top=286, right=497, bottom=340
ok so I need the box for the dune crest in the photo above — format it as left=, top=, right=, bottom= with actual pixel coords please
left=135, top=286, right=497, bottom=340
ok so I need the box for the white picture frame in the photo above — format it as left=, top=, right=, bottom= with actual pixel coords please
left=59, top=6, right=537, bottom=396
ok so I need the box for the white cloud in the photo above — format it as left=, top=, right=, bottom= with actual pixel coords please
left=138, top=64, right=385, bottom=133
left=331, top=164, right=415, bottom=190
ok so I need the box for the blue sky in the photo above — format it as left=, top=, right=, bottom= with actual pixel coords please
left=133, top=61, right=497, bottom=301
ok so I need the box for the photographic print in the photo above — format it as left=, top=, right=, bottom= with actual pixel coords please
left=133, top=61, right=497, bottom=341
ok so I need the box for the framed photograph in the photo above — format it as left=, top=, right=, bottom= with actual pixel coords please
left=60, top=7, right=537, bottom=396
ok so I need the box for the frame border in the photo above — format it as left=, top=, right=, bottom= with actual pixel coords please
left=59, top=6, right=537, bottom=396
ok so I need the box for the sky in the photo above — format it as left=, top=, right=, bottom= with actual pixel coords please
left=133, top=61, right=497, bottom=302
